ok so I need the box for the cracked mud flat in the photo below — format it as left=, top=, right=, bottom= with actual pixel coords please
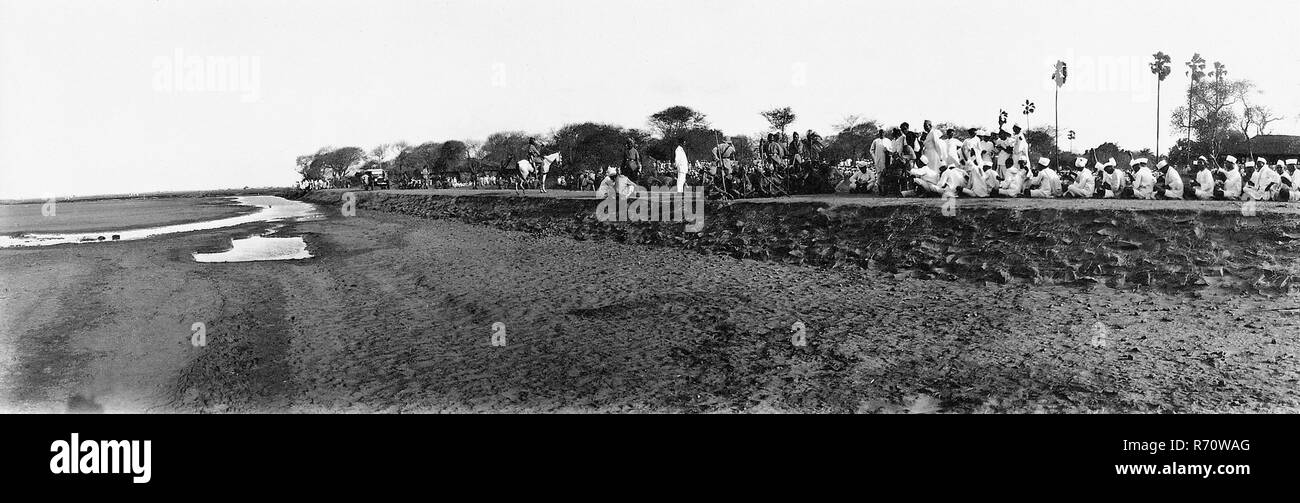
left=3, top=197, right=1299, bottom=413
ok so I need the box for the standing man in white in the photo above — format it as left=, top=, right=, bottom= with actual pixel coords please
left=870, top=130, right=891, bottom=175
left=674, top=138, right=690, bottom=193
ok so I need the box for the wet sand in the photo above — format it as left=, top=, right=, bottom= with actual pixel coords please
left=3, top=206, right=1298, bottom=413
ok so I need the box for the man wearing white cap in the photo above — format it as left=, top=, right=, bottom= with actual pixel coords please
left=1065, top=158, right=1094, bottom=197
left=977, top=130, right=995, bottom=167
left=994, top=130, right=1014, bottom=178
left=960, top=128, right=981, bottom=166
left=944, top=129, right=963, bottom=167
left=962, top=161, right=998, bottom=198
left=1243, top=159, right=1280, bottom=201
left=1193, top=157, right=1216, bottom=200
left=1157, top=160, right=1183, bottom=199
left=1278, top=160, right=1298, bottom=201
left=935, top=163, right=967, bottom=198
left=1012, top=125, right=1030, bottom=161
left=998, top=157, right=1027, bottom=197
left=1028, top=157, right=1061, bottom=198
left=1101, top=161, right=1124, bottom=198
left=904, top=155, right=941, bottom=196
left=1132, top=158, right=1156, bottom=199
left=921, top=121, right=947, bottom=177
left=1221, top=156, right=1243, bottom=200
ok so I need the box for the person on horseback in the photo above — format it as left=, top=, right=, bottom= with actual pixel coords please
left=526, top=138, right=546, bottom=193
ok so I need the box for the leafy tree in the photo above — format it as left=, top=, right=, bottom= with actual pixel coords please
left=551, top=122, right=628, bottom=174
left=480, top=131, right=531, bottom=167
left=308, top=147, right=365, bottom=187
left=296, top=153, right=323, bottom=183
left=824, top=120, right=881, bottom=163
left=646, top=127, right=724, bottom=162
left=1169, top=63, right=1248, bottom=159
left=760, top=107, right=797, bottom=135
left=433, top=140, right=468, bottom=174
left=648, top=106, right=709, bottom=139
left=392, top=142, right=442, bottom=179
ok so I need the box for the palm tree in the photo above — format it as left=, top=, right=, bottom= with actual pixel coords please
left=1052, top=61, right=1068, bottom=153
left=1149, top=52, right=1172, bottom=156
left=1021, top=100, right=1035, bottom=135
left=1184, top=53, right=1206, bottom=165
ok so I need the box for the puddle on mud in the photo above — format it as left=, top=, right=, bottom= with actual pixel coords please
left=0, top=196, right=324, bottom=248
left=192, top=235, right=313, bottom=263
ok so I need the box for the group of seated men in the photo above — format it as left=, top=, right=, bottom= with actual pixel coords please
left=901, top=153, right=1300, bottom=201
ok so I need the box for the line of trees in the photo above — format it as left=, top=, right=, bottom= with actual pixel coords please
left=297, top=58, right=1284, bottom=187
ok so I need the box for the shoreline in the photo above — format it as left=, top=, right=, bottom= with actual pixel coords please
left=2, top=194, right=1298, bottom=413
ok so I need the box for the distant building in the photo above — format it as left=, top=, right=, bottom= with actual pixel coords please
left=1226, top=134, right=1300, bottom=162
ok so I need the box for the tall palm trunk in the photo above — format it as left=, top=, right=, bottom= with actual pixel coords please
left=1155, top=81, right=1161, bottom=156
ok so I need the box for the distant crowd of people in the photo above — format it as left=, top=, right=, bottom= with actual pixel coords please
left=342, top=122, right=1297, bottom=203
left=861, top=120, right=1298, bottom=201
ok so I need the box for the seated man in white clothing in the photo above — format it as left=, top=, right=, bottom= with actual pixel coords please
left=961, top=161, right=998, bottom=198
left=1064, top=158, right=1094, bottom=198
left=903, top=156, right=941, bottom=196
left=1028, top=157, right=1061, bottom=198
left=1156, top=160, right=1184, bottom=199
left=998, top=157, right=1027, bottom=197
left=1279, top=160, right=1300, bottom=201
left=1132, top=158, right=1157, bottom=199
left=1192, top=157, right=1217, bottom=200
left=1243, top=159, right=1280, bottom=201
left=935, top=163, right=967, bottom=198
left=1221, top=157, right=1243, bottom=200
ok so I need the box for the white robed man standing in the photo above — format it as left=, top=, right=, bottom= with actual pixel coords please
left=870, top=130, right=891, bottom=173
left=921, top=121, right=946, bottom=173
left=944, top=129, right=963, bottom=167
left=674, top=138, right=689, bottom=193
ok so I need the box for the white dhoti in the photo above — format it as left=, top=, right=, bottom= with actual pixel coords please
left=1029, top=188, right=1054, bottom=198
left=914, top=178, right=942, bottom=194
left=675, top=168, right=687, bottom=193
left=1194, top=188, right=1214, bottom=200
left=1241, top=186, right=1271, bottom=201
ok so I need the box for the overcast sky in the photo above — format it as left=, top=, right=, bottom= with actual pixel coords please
left=2, top=0, right=1297, bottom=199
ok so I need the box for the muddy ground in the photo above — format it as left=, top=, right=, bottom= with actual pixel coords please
left=2, top=194, right=1298, bottom=413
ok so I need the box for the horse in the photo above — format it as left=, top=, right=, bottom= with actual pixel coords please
left=503, top=152, right=563, bottom=193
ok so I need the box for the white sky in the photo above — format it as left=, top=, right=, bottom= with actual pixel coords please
left=2, top=0, right=1297, bottom=198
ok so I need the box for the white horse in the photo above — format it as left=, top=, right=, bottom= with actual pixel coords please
left=511, top=152, right=563, bottom=193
